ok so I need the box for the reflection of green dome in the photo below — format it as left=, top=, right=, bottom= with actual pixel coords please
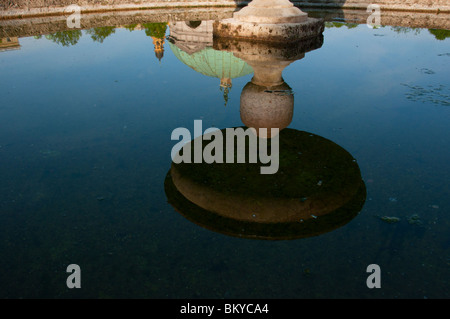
left=168, top=42, right=253, bottom=79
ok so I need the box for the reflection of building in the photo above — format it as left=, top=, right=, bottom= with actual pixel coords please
left=144, top=22, right=168, bottom=62
left=121, top=23, right=168, bottom=62
left=168, top=20, right=253, bottom=106
left=0, top=37, right=20, bottom=52
left=168, top=21, right=212, bottom=54
left=152, top=36, right=165, bottom=61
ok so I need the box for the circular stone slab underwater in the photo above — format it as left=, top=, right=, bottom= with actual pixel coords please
left=165, top=128, right=366, bottom=240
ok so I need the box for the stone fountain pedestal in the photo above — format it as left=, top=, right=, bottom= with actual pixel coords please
left=213, top=35, right=323, bottom=137
left=213, top=0, right=324, bottom=43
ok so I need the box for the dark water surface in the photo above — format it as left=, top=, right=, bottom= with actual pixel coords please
left=0, top=20, right=449, bottom=298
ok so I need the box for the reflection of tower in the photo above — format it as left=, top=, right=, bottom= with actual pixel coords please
left=168, top=20, right=253, bottom=106
left=152, top=36, right=165, bottom=62
left=142, top=22, right=168, bottom=62
left=220, top=77, right=232, bottom=106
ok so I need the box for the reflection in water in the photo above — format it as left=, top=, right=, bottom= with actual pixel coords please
left=142, top=23, right=169, bottom=61
left=45, top=30, right=82, bottom=46
left=325, top=22, right=450, bottom=41
left=35, top=21, right=450, bottom=49
left=429, top=29, right=450, bottom=41
left=42, top=23, right=169, bottom=61
left=0, top=11, right=448, bottom=298
left=165, top=35, right=366, bottom=239
left=168, top=21, right=253, bottom=105
left=0, top=37, right=21, bottom=52
left=86, top=26, right=116, bottom=43
left=165, top=128, right=366, bottom=240
left=401, top=83, right=450, bottom=107
left=214, top=35, right=323, bottom=137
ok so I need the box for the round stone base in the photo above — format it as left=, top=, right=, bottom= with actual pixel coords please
left=213, top=17, right=324, bottom=43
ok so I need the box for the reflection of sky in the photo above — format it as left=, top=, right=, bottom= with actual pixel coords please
left=0, top=23, right=449, bottom=298
left=0, top=24, right=448, bottom=175
left=282, top=25, right=450, bottom=215
left=0, top=24, right=448, bottom=168
left=284, top=25, right=449, bottom=144
left=0, top=28, right=248, bottom=146
left=288, top=25, right=448, bottom=105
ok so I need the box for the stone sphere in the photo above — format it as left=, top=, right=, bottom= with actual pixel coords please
left=240, top=81, right=293, bottom=137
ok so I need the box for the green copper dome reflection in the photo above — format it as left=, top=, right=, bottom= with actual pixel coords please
left=169, top=42, right=253, bottom=79
left=169, top=42, right=253, bottom=106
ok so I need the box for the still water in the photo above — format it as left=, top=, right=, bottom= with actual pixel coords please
left=0, top=16, right=449, bottom=298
